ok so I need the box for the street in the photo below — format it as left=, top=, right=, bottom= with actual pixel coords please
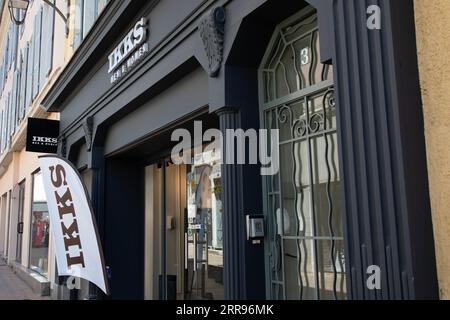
left=0, top=260, right=49, bottom=300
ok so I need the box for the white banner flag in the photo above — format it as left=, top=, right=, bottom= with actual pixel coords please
left=38, top=155, right=109, bottom=295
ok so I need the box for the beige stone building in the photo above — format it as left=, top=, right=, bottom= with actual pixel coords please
left=415, top=0, right=450, bottom=300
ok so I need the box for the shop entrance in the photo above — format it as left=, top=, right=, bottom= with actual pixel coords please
left=144, top=150, right=224, bottom=300
left=259, top=8, right=346, bottom=300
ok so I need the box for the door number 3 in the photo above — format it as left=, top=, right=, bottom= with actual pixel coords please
left=300, top=47, right=310, bottom=65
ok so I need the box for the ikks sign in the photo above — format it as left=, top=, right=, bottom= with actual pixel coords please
left=26, top=118, right=59, bottom=154
left=108, top=17, right=149, bottom=84
left=38, top=156, right=109, bottom=294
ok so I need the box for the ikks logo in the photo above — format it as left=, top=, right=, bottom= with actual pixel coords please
left=26, top=118, right=60, bottom=154
left=108, top=18, right=149, bottom=84
left=32, top=136, right=58, bottom=147
left=48, top=164, right=86, bottom=269
left=38, top=156, right=109, bottom=294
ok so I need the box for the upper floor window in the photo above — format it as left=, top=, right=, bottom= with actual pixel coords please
left=71, top=0, right=109, bottom=50
left=0, top=22, right=20, bottom=93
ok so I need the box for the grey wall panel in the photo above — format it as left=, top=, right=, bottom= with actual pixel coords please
left=147, top=0, right=205, bottom=50
left=65, top=126, right=87, bottom=162
left=58, top=59, right=110, bottom=131
left=104, top=67, right=208, bottom=155
left=75, top=144, right=89, bottom=171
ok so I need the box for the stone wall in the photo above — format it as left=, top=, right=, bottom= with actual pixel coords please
left=414, top=0, right=450, bottom=300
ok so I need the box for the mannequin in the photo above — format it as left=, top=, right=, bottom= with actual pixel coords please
left=32, top=211, right=49, bottom=248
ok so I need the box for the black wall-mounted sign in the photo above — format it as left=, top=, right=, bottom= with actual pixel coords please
left=26, top=118, right=60, bottom=154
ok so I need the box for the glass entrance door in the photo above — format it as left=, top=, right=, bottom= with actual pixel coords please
left=144, top=160, right=181, bottom=300
left=260, top=8, right=346, bottom=300
left=144, top=148, right=224, bottom=300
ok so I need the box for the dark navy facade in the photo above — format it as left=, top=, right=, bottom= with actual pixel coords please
left=42, top=0, right=438, bottom=300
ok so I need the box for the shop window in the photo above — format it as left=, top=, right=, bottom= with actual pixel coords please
left=29, top=171, right=50, bottom=278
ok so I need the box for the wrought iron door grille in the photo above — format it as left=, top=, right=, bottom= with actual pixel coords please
left=260, top=8, right=346, bottom=300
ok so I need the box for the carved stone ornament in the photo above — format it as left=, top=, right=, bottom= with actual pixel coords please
left=83, top=116, right=94, bottom=152
left=199, top=6, right=226, bottom=77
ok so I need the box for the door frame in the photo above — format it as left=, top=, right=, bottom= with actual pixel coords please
left=143, top=152, right=186, bottom=300
left=15, top=180, right=26, bottom=264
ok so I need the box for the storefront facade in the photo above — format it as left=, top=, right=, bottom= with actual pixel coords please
left=42, top=0, right=438, bottom=300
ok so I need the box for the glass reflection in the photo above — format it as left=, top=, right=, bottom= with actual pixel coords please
left=185, top=149, right=224, bottom=300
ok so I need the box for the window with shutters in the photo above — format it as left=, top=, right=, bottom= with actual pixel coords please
left=5, top=35, right=10, bottom=76
left=83, top=0, right=96, bottom=39
left=3, top=107, right=6, bottom=152
left=0, top=108, right=2, bottom=148
left=40, top=4, right=55, bottom=88
left=11, top=71, right=19, bottom=135
left=0, top=63, right=4, bottom=92
left=6, top=31, right=11, bottom=72
left=0, top=109, right=3, bottom=153
left=0, top=110, right=3, bottom=153
left=6, top=94, right=10, bottom=147
left=2, top=107, right=6, bottom=153
left=26, top=39, right=33, bottom=111
left=32, top=8, right=42, bottom=100
left=3, top=104, right=7, bottom=152
left=19, top=46, right=28, bottom=122
left=11, top=24, right=19, bottom=70
left=1, top=55, right=7, bottom=90
left=1, top=110, right=3, bottom=154
left=19, top=10, right=25, bottom=37
left=3, top=24, right=19, bottom=74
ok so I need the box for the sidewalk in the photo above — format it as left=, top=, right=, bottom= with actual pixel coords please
left=0, top=261, right=50, bottom=300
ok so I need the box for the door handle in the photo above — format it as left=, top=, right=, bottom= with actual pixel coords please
left=17, top=222, right=24, bottom=234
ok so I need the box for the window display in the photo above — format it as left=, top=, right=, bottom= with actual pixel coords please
left=29, top=172, right=50, bottom=278
left=32, top=211, right=49, bottom=248
left=185, top=149, right=224, bottom=300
